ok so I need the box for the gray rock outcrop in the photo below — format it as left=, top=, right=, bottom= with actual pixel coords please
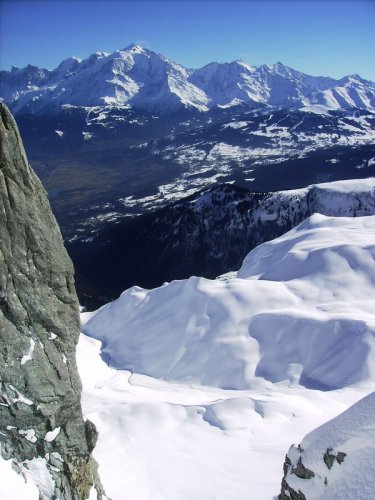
left=277, top=444, right=347, bottom=500
left=0, top=103, right=104, bottom=498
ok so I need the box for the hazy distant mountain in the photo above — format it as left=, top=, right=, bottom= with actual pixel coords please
left=1, top=44, right=375, bottom=115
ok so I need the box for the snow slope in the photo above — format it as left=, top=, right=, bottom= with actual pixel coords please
left=279, top=391, right=375, bottom=499
left=83, top=214, right=375, bottom=391
left=79, top=214, right=375, bottom=499
left=4, top=214, right=372, bottom=498
left=1, top=45, right=375, bottom=114
left=0, top=455, right=40, bottom=500
left=77, top=334, right=371, bottom=500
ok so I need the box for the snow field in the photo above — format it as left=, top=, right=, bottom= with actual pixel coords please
left=80, top=213, right=375, bottom=499
left=83, top=214, right=375, bottom=391
left=77, top=333, right=370, bottom=500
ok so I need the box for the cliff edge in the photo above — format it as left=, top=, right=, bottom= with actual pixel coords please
left=0, top=103, right=104, bottom=498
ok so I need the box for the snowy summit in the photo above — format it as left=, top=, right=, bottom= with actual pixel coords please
left=1, top=44, right=375, bottom=114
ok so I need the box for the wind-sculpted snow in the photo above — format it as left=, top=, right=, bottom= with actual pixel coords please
left=77, top=331, right=370, bottom=500
left=79, top=213, right=375, bottom=499
left=83, top=214, right=375, bottom=391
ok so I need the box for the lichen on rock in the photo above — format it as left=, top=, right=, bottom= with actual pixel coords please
left=0, top=103, right=104, bottom=498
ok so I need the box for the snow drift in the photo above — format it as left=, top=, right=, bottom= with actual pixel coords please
left=83, top=213, right=375, bottom=391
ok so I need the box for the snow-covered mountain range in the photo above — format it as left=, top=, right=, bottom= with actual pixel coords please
left=2, top=45, right=375, bottom=242
left=2, top=99, right=375, bottom=499
left=1, top=44, right=375, bottom=115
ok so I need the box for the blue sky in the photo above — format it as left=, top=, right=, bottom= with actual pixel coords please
left=1, top=1, right=374, bottom=80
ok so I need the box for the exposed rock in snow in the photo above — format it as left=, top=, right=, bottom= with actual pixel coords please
left=277, top=391, right=375, bottom=500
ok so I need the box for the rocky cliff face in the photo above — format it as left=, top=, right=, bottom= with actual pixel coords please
left=0, top=103, right=104, bottom=498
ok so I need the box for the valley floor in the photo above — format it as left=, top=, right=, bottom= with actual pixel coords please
left=77, top=332, right=372, bottom=500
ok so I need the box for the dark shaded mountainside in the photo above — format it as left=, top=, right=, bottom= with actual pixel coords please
left=2, top=45, right=375, bottom=240
left=0, top=103, right=104, bottom=497
left=68, top=179, right=375, bottom=310
left=15, top=107, right=375, bottom=240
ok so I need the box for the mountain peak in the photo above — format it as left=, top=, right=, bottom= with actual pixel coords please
left=56, top=56, right=81, bottom=72
left=94, top=50, right=109, bottom=58
left=123, top=43, right=147, bottom=54
left=270, top=61, right=294, bottom=73
left=1, top=48, right=374, bottom=115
